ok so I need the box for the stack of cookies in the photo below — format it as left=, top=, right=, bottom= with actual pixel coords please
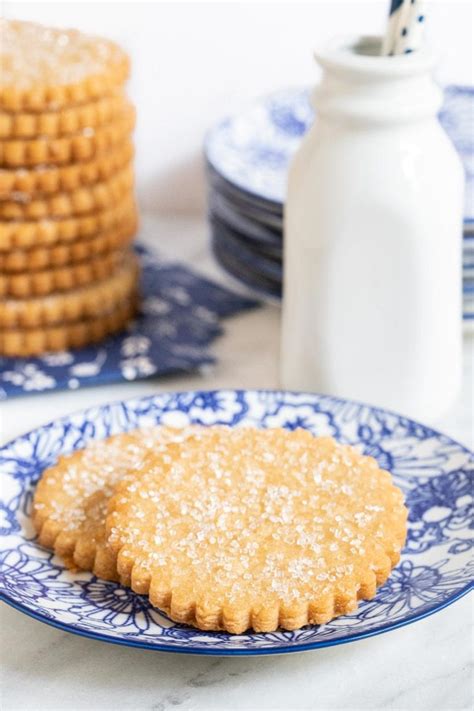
left=0, top=19, right=139, bottom=357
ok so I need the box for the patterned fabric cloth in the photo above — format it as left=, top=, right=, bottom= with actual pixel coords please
left=0, top=246, right=257, bottom=399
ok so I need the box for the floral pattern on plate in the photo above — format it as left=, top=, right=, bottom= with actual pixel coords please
left=205, top=85, right=473, bottom=221
left=0, top=389, right=472, bottom=655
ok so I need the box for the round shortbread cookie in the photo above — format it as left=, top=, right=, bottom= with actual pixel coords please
left=32, top=427, right=201, bottom=578
left=0, top=20, right=129, bottom=112
left=106, top=426, right=407, bottom=634
left=0, top=163, right=133, bottom=220
left=0, top=296, right=137, bottom=357
left=0, top=254, right=139, bottom=328
left=0, top=218, right=137, bottom=273
left=0, top=92, right=128, bottom=139
left=0, top=248, right=126, bottom=298
left=0, top=104, right=134, bottom=167
left=0, top=196, right=136, bottom=250
left=0, top=140, right=133, bottom=196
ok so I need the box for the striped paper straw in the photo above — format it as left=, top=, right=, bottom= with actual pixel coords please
left=382, top=0, right=427, bottom=56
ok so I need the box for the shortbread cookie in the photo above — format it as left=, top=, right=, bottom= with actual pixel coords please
left=0, top=92, right=127, bottom=139
left=0, top=140, right=133, bottom=196
left=107, top=427, right=407, bottom=633
left=0, top=20, right=129, bottom=112
left=0, top=163, right=133, bottom=220
left=0, top=249, right=126, bottom=298
left=0, top=218, right=137, bottom=272
left=32, top=427, right=200, bottom=578
left=0, top=255, right=139, bottom=328
left=0, top=297, right=137, bottom=356
left=0, top=105, right=134, bottom=167
left=0, top=196, right=136, bottom=250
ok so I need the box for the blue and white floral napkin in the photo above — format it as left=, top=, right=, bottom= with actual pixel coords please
left=0, top=246, right=257, bottom=399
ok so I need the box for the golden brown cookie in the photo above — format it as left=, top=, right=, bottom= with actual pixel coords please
left=0, top=296, right=137, bottom=356
left=0, top=163, right=133, bottom=220
left=0, top=196, right=136, bottom=250
left=0, top=255, right=139, bottom=328
left=0, top=92, right=127, bottom=139
left=0, top=217, right=137, bottom=273
left=0, top=20, right=129, bottom=112
left=0, top=104, right=134, bottom=167
left=32, top=427, right=200, bottom=578
left=0, top=140, right=133, bottom=196
left=0, top=249, right=126, bottom=298
left=106, top=427, right=407, bottom=634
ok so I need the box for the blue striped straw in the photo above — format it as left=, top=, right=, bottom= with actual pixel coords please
left=382, top=0, right=426, bottom=56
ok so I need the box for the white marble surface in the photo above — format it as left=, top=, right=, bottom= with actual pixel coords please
left=1, top=216, right=472, bottom=711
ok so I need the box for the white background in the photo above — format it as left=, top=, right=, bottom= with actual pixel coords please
left=4, top=0, right=473, bottom=215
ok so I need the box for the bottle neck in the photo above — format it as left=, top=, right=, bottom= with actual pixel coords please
left=313, top=35, right=442, bottom=126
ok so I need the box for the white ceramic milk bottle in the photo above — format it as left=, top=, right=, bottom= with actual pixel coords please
left=281, top=36, right=463, bottom=422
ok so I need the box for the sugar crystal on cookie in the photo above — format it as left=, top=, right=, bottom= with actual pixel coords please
left=106, top=426, right=407, bottom=633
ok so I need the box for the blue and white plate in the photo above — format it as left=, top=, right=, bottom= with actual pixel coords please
left=209, top=190, right=282, bottom=251
left=207, top=164, right=283, bottom=220
left=212, top=235, right=282, bottom=302
left=205, top=87, right=311, bottom=207
left=211, top=216, right=282, bottom=282
left=205, top=85, right=474, bottom=222
left=1, top=389, right=472, bottom=655
left=206, top=85, right=473, bottom=310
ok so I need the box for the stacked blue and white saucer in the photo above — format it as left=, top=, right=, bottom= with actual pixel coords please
left=205, top=86, right=474, bottom=323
